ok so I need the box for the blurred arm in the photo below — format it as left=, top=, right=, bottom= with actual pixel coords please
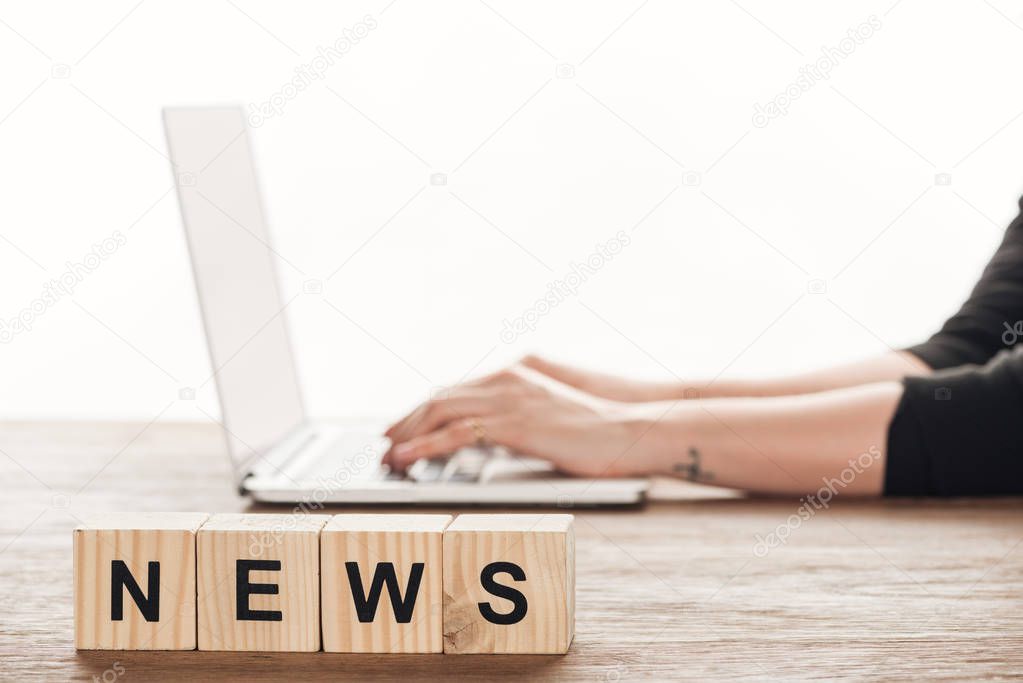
left=632, top=382, right=903, bottom=496
left=522, top=351, right=930, bottom=401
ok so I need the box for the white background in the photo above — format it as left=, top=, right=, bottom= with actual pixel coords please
left=2, top=0, right=1022, bottom=422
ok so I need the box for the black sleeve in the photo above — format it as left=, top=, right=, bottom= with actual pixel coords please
left=886, top=339, right=1023, bottom=496
left=906, top=196, right=1023, bottom=369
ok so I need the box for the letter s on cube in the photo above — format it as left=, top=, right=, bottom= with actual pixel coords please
left=442, top=514, right=575, bottom=654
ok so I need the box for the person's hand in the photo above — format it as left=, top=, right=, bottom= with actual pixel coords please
left=516, top=354, right=687, bottom=402
left=382, top=363, right=650, bottom=478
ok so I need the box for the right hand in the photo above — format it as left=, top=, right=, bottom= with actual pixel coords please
left=381, top=362, right=653, bottom=478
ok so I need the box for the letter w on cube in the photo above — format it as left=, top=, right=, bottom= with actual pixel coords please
left=321, top=514, right=450, bottom=653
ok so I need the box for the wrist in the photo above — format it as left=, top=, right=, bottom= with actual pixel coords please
left=616, top=401, right=691, bottom=476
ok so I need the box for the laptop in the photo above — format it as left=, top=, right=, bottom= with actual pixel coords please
left=163, top=105, right=648, bottom=505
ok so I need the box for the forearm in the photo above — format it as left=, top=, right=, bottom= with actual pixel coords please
left=628, top=381, right=905, bottom=496
left=675, top=351, right=931, bottom=400
left=519, top=351, right=929, bottom=403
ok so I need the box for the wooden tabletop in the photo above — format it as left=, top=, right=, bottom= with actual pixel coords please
left=1, top=421, right=1021, bottom=681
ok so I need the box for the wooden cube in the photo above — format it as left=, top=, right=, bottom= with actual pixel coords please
left=196, top=513, right=328, bottom=651
left=443, top=514, right=575, bottom=654
left=321, top=514, right=451, bottom=653
left=74, top=512, right=208, bottom=650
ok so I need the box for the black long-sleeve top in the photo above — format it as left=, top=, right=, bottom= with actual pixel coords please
left=886, top=196, right=1023, bottom=495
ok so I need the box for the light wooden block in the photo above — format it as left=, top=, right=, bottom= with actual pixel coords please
left=321, top=514, right=451, bottom=653
left=443, top=514, right=575, bottom=654
left=196, top=513, right=329, bottom=651
left=74, top=512, right=208, bottom=650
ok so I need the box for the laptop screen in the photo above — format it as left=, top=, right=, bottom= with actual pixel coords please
left=163, top=106, right=304, bottom=482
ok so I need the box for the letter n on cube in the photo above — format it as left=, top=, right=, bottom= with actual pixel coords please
left=74, top=512, right=208, bottom=650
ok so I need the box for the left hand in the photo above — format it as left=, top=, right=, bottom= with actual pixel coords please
left=382, top=363, right=647, bottom=478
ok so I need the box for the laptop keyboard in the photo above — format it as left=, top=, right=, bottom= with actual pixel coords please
left=406, top=448, right=557, bottom=484
left=293, top=432, right=554, bottom=485
left=285, top=431, right=389, bottom=482
left=406, top=448, right=490, bottom=483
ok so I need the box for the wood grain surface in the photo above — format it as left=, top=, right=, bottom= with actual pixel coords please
left=1, top=421, right=1022, bottom=680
